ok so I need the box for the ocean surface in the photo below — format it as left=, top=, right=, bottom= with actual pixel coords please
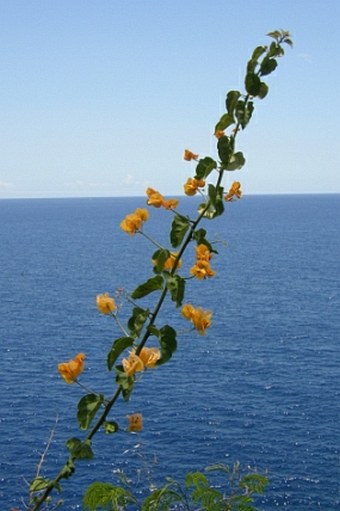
left=0, top=195, right=339, bottom=510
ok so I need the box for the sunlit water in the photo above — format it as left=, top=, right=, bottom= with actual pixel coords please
left=0, top=195, right=339, bottom=509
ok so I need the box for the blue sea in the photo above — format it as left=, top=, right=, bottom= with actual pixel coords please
left=0, top=195, right=339, bottom=510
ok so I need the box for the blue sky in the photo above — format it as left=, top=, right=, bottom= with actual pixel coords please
left=0, top=0, right=339, bottom=198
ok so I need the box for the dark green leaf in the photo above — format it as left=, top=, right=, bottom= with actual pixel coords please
left=152, top=248, right=170, bottom=273
left=258, top=81, right=269, bottom=99
left=235, top=100, right=254, bottom=129
left=66, top=437, right=94, bottom=460
left=223, top=151, right=246, bottom=171
left=165, top=274, right=185, bottom=307
left=208, top=184, right=224, bottom=218
left=157, top=325, right=177, bottom=365
left=195, top=156, right=217, bottom=180
left=245, top=73, right=261, bottom=96
left=225, top=90, right=241, bottom=116
left=252, top=45, right=267, bottom=61
left=268, top=40, right=284, bottom=57
left=128, top=307, right=150, bottom=338
left=214, top=113, right=234, bottom=132
left=115, top=366, right=134, bottom=401
left=131, top=275, right=164, bottom=299
left=77, top=394, right=104, bottom=430
left=217, top=135, right=234, bottom=164
left=260, top=56, right=277, bottom=76
left=170, top=214, right=190, bottom=248
left=107, top=337, right=134, bottom=371
left=104, top=421, right=119, bottom=434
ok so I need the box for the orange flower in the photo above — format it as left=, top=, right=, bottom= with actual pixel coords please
left=127, top=413, right=143, bottom=432
left=146, top=187, right=178, bottom=210
left=96, top=293, right=116, bottom=314
left=162, top=198, right=179, bottom=210
left=214, top=130, right=225, bottom=139
left=225, top=181, right=242, bottom=202
left=190, top=260, right=215, bottom=280
left=122, top=352, right=144, bottom=376
left=138, top=347, right=161, bottom=368
left=190, top=244, right=215, bottom=279
left=58, top=353, right=86, bottom=384
left=195, top=243, right=212, bottom=261
left=146, top=187, right=164, bottom=208
left=181, top=303, right=212, bottom=335
left=183, top=149, right=199, bottom=161
left=120, top=208, right=149, bottom=235
left=183, top=177, right=205, bottom=196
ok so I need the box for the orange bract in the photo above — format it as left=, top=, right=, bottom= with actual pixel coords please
left=58, top=353, right=86, bottom=384
left=225, top=181, right=242, bottom=201
left=96, top=293, right=116, bottom=314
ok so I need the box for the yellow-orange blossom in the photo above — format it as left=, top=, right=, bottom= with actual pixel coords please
left=182, top=304, right=212, bottom=335
left=58, top=353, right=86, bottom=384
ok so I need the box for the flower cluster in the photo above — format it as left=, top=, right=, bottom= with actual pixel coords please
left=146, top=187, right=178, bottom=210
left=120, top=208, right=149, bottom=235
left=96, top=293, right=116, bottom=314
left=183, top=177, right=205, bottom=196
left=225, top=181, right=242, bottom=201
left=190, top=244, right=215, bottom=280
left=58, top=353, right=86, bottom=384
left=122, top=347, right=161, bottom=376
left=182, top=304, right=212, bottom=335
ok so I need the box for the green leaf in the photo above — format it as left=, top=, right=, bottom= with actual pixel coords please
left=260, top=56, right=277, bottom=76
left=84, top=482, right=136, bottom=511
left=104, top=421, right=119, bottom=434
left=141, top=483, right=183, bottom=511
left=77, top=394, right=104, bottom=430
left=194, top=156, right=217, bottom=180
left=157, top=325, right=177, bottom=365
left=239, top=473, right=268, bottom=495
left=225, top=90, right=241, bottom=116
left=107, top=336, right=134, bottom=371
left=170, top=214, right=190, bottom=248
left=267, top=30, right=282, bottom=40
left=60, top=459, right=75, bottom=479
left=115, top=366, right=134, bottom=401
left=152, top=248, right=170, bottom=273
left=66, top=437, right=94, bottom=460
left=214, top=113, right=234, bottom=132
left=128, top=306, right=150, bottom=338
left=267, top=40, right=285, bottom=57
left=223, top=151, right=246, bottom=171
left=30, top=477, right=51, bottom=493
left=245, top=72, right=261, bottom=96
left=235, top=100, right=254, bottom=129
left=165, top=274, right=185, bottom=307
left=217, top=135, right=234, bottom=164
left=258, top=81, right=269, bottom=99
left=208, top=184, right=224, bottom=218
left=131, top=275, right=164, bottom=299
left=192, top=228, right=216, bottom=254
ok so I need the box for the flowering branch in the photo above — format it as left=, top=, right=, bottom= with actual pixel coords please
left=26, top=30, right=292, bottom=511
